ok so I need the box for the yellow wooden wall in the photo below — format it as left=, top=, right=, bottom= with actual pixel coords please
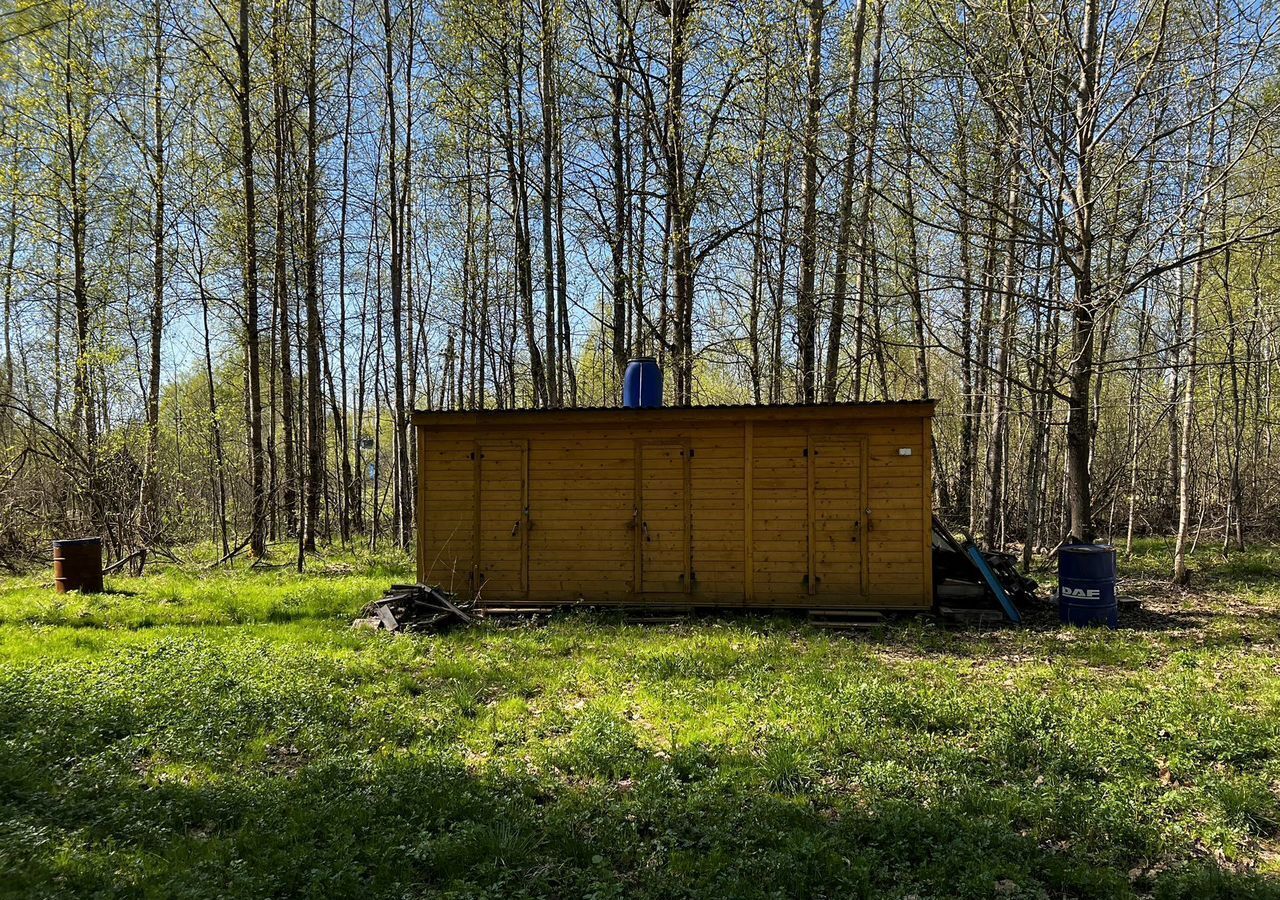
left=417, top=407, right=933, bottom=609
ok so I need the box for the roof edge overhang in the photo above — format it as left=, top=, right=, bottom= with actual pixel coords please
left=412, top=399, right=936, bottom=429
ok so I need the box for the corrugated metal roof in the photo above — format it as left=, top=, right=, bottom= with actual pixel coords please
left=414, top=399, right=934, bottom=417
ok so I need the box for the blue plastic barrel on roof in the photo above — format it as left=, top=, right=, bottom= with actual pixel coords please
left=623, top=357, right=663, bottom=409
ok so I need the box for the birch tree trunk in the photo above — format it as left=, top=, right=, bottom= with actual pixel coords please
left=851, top=1, right=882, bottom=403
left=823, top=0, right=868, bottom=403
left=539, top=0, right=558, bottom=406
left=1064, top=0, right=1101, bottom=543
left=271, top=11, right=298, bottom=540
left=795, top=0, right=824, bottom=404
left=237, top=0, right=268, bottom=557
left=302, top=0, right=323, bottom=555
left=142, top=0, right=166, bottom=545
left=1174, top=11, right=1222, bottom=584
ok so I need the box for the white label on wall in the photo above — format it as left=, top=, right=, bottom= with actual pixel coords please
left=898, top=448, right=913, bottom=456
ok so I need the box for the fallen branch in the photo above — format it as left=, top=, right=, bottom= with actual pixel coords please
left=151, top=546, right=180, bottom=563
left=209, top=535, right=252, bottom=568
left=103, top=549, right=147, bottom=576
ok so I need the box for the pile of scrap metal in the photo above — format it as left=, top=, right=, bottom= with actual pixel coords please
left=932, top=517, right=1039, bottom=624
left=355, top=584, right=473, bottom=633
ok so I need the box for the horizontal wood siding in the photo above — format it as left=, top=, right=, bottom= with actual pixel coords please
left=416, top=404, right=933, bottom=610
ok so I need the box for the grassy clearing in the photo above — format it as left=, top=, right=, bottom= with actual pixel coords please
left=1, top=541, right=1279, bottom=898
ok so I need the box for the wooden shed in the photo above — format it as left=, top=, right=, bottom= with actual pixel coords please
left=414, top=400, right=936, bottom=611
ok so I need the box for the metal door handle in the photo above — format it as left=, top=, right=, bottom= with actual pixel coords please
left=511, top=520, right=521, bottom=536
left=642, top=521, right=650, bottom=541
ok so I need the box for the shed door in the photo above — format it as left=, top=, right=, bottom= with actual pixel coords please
left=749, top=432, right=810, bottom=601
left=475, top=441, right=527, bottom=600
left=637, top=442, right=689, bottom=593
left=812, top=439, right=866, bottom=602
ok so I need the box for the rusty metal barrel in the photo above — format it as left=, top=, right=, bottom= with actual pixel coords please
left=53, top=538, right=104, bottom=594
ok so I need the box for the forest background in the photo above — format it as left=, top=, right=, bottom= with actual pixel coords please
left=0, top=0, right=1278, bottom=582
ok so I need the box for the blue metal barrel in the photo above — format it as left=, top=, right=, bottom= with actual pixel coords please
left=1058, top=544, right=1118, bottom=628
left=623, top=357, right=663, bottom=409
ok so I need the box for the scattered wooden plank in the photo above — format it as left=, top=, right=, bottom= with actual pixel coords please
left=357, top=583, right=475, bottom=633
left=938, top=606, right=1006, bottom=627
left=477, top=606, right=557, bottom=615
left=373, top=604, right=400, bottom=632
left=422, top=585, right=474, bottom=623
left=807, top=609, right=887, bottom=631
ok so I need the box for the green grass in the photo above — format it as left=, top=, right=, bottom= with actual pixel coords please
left=1, top=540, right=1279, bottom=898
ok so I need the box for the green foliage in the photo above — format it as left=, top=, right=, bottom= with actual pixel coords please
left=1, top=546, right=1280, bottom=897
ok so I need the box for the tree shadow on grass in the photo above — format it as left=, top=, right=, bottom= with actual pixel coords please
left=575, top=600, right=1268, bottom=668
left=3, top=735, right=1278, bottom=900
left=1010, top=600, right=1216, bottom=635
left=823, top=586, right=1275, bottom=663
left=5, top=591, right=1280, bottom=898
